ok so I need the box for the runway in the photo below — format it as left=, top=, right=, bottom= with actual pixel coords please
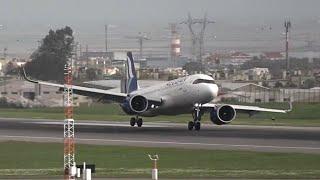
left=0, top=118, right=319, bottom=154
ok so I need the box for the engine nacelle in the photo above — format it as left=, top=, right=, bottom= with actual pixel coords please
left=121, top=95, right=149, bottom=114
left=210, top=105, right=236, bottom=125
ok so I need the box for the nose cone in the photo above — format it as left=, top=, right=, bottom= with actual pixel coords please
left=200, top=84, right=218, bottom=101
left=207, top=84, right=219, bottom=98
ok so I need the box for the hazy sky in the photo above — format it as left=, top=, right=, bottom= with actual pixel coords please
left=1, top=0, right=320, bottom=28
left=1, top=0, right=320, bottom=55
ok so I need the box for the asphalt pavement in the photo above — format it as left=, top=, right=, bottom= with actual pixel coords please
left=0, top=118, right=319, bottom=154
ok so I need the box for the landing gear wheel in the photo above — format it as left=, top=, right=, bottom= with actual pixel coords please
left=188, top=121, right=194, bottom=130
left=194, top=121, right=201, bottom=131
left=137, top=118, right=143, bottom=127
left=130, top=117, right=136, bottom=127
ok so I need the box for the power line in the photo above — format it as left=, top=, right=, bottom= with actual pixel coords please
left=181, top=13, right=215, bottom=72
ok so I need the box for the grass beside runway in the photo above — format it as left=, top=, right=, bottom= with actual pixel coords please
left=0, top=141, right=319, bottom=179
left=0, top=103, right=319, bottom=126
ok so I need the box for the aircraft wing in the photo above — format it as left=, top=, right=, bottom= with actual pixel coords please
left=21, top=68, right=163, bottom=105
left=201, top=102, right=292, bottom=113
left=22, top=68, right=128, bottom=103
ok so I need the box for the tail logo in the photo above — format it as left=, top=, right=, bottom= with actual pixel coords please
left=126, top=52, right=138, bottom=93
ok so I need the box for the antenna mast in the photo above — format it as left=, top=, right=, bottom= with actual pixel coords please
left=63, top=59, right=75, bottom=180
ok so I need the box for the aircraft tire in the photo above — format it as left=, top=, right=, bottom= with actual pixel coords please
left=130, top=117, right=136, bottom=126
left=194, top=121, right=201, bottom=131
left=188, top=121, right=194, bottom=130
left=137, top=118, right=143, bottom=127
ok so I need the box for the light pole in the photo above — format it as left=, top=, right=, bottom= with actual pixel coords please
left=104, top=24, right=117, bottom=57
left=284, top=20, right=291, bottom=80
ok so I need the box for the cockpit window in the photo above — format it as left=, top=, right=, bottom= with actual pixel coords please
left=193, top=79, right=215, bottom=84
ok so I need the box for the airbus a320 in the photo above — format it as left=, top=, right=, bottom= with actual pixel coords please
left=23, top=52, right=292, bottom=131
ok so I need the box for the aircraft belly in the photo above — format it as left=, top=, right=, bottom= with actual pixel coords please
left=140, top=83, right=214, bottom=117
left=142, top=86, right=195, bottom=116
left=143, top=105, right=193, bottom=116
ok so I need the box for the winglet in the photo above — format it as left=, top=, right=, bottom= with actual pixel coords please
left=20, top=67, right=38, bottom=84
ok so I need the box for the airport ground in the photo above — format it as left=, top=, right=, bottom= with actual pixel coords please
left=0, top=102, right=319, bottom=127
left=0, top=141, right=319, bottom=179
left=0, top=141, right=320, bottom=179
left=0, top=102, right=319, bottom=179
left=0, top=117, right=319, bottom=179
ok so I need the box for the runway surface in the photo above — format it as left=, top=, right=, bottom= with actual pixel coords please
left=0, top=118, right=319, bottom=154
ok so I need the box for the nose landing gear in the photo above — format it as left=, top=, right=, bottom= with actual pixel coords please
left=188, top=104, right=202, bottom=131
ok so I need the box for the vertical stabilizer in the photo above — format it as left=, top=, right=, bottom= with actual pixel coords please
left=125, top=52, right=138, bottom=93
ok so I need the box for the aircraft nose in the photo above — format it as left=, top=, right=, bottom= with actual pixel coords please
left=205, top=84, right=219, bottom=99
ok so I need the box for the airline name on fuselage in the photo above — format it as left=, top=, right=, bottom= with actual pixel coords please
left=166, top=77, right=187, bottom=87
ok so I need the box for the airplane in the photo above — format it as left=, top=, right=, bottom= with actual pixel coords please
left=22, top=52, right=292, bottom=131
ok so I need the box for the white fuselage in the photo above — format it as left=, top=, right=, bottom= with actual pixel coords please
left=130, top=74, right=218, bottom=116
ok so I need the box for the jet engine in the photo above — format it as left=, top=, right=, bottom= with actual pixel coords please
left=210, top=105, right=236, bottom=125
left=121, top=95, right=149, bottom=114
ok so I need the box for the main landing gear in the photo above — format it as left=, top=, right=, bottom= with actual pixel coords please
left=130, top=115, right=143, bottom=127
left=188, top=104, right=202, bottom=131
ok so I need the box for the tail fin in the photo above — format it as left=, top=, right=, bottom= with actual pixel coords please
left=125, top=52, right=138, bottom=93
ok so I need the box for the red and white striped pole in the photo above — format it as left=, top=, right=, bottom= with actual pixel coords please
left=148, top=154, right=159, bottom=180
left=64, top=61, right=75, bottom=180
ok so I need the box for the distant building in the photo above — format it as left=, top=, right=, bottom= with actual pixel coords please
left=81, top=51, right=113, bottom=59
left=232, top=68, right=271, bottom=81
left=217, top=81, right=320, bottom=103
left=205, top=53, right=228, bottom=65
left=77, top=51, right=112, bottom=71
left=229, top=52, right=252, bottom=65
left=206, top=52, right=251, bottom=66
left=232, top=73, right=249, bottom=81
left=262, top=52, right=283, bottom=60
left=211, top=70, right=230, bottom=80
left=245, top=68, right=271, bottom=81
left=0, top=79, right=90, bottom=107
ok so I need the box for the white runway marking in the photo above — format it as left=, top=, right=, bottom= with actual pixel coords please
left=1, top=135, right=320, bottom=151
left=26, top=121, right=168, bottom=128
left=7, top=118, right=320, bottom=131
